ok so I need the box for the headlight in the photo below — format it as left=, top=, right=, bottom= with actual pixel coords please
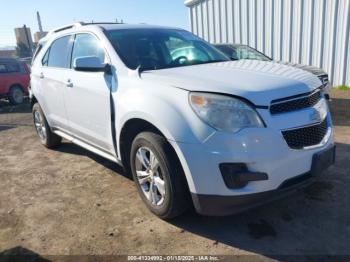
left=189, top=92, right=264, bottom=133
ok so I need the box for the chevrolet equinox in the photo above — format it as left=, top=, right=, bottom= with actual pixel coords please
left=30, top=23, right=335, bottom=219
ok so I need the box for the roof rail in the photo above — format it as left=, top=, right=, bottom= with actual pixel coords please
left=47, top=22, right=85, bottom=35
left=83, top=22, right=125, bottom=25
left=46, top=21, right=125, bottom=37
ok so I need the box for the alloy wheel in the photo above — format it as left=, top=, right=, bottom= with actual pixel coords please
left=134, top=147, right=166, bottom=206
left=34, top=111, right=47, bottom=140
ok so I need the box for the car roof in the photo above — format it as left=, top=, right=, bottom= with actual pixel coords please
left=98, top=23, right=181, bottom=31
left=214, top=43, right=247, bottom=48
left=40, top=23, right=183, bottom=44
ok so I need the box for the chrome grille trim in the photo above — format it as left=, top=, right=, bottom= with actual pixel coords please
left=270, top=89, right=322, bottom=115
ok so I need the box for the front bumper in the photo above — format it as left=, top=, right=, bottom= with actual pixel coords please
left=191, top=145, right=335, bottom=216
left=191, top=173, right=313, bottom=216
left=174, top=119, right=334, bottom=194
left=170, top=107, right=334, bottom=215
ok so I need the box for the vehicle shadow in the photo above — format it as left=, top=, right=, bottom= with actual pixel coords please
left=330, top=98, right=350, bottom=127
left=0, top=99, right=31, bottom=114
left=0, top=124, right=17, bottom=132
left=0, top=246, right=50, bottom=262
left=0, top=123, right=33, bottom=132
left=169, top=142, right=350, bottom=258
left=55, top=142, right=131, bottom=180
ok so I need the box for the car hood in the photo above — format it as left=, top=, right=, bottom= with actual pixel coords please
left=276, top=61, right=327, bottom=77
left=142, top=60, right=322, bottom=106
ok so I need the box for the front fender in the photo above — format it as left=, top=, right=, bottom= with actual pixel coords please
left=115, top=84, right=215, bottom=193
left=116, top=83, right=215, bottom=146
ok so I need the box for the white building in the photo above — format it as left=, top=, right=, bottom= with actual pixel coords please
left=185, top=0, right=350, bottom=87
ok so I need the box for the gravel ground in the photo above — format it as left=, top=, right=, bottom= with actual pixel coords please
left=0, top=91, right=349, bottom=260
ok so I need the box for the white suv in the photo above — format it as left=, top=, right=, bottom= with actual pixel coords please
left=30, top=23, right=335, bottom=219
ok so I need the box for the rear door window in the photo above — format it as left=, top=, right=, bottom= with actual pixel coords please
left=47, top=35, right=72, bottom=68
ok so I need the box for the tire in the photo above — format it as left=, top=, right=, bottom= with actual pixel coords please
left=130, top=132, right=191, bottom=219
left=8, top=85, right=24, bottom=105
left=32, top=103, right=62, bottom=148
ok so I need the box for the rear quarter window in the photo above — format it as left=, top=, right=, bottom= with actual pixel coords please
left=32, top=43, right=45, bottom=65
left=42, top=49, right=50, bottom=66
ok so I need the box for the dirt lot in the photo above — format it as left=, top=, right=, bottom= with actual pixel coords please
left=0, top=91, right=349, bottom=260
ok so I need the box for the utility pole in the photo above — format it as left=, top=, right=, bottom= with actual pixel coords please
left=36, top=11, right=43, bottom=33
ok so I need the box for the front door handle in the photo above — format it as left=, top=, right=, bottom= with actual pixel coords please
left=39, top=72, right=44, bottom=79
left=66, top=79, right=73, bottom=88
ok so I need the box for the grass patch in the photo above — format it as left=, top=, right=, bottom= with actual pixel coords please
left=334, top=85, right=350, bottom=90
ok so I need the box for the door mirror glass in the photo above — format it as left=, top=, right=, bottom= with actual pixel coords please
left=73, top=56, right=107, bottom=72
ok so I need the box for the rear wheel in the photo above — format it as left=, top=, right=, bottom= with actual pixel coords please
left=8, top=86, right=24, bottom=105
left=32, top=103, right=62, bottom=148
left=130, top=132, right=190, bottom=219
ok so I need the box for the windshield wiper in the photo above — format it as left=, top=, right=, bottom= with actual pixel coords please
left=137, top=59, right=229, bottom=72
left=195, top=59, right=229, bottom=65
left=137, top=65, right=158, bottom=74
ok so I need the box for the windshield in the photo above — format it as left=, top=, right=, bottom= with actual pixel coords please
left=105, top=29, right=229, bottom=70
left=215, top=45, right=271, bottom=62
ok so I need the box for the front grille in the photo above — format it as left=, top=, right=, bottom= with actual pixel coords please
left=282, top=118, right=328, bottom=149
left=270, top=90, right=321, bottom=115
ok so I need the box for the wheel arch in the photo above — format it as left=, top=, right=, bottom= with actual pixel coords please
left=30, top=94, right=38, bottom=109
left=8, top=83, right=25, bottom=94
left=118, top=118, right=168, bottom=167
left=117, top=116, right=196, bottom=194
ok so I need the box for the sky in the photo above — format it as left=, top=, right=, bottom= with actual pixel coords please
left=0, top=0, right=189, bottom=47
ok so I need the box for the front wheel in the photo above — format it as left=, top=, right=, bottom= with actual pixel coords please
left=130, top=132, right=190, bottom=219
left=32, top=103, right=62, bottom=148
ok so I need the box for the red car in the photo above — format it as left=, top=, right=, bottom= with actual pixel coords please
left=0, top=58, right=30, bottom=104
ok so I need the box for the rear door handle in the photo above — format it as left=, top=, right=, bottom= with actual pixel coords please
left=39, top=72, right=44, bottom=79
left=66, top=79, right=73, bottom=88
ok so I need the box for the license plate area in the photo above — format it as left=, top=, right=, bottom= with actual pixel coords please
left=311, top=146, right=336, bottom=176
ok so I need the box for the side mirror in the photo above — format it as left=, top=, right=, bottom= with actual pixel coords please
left=73, top=56, right=110, bottom=73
